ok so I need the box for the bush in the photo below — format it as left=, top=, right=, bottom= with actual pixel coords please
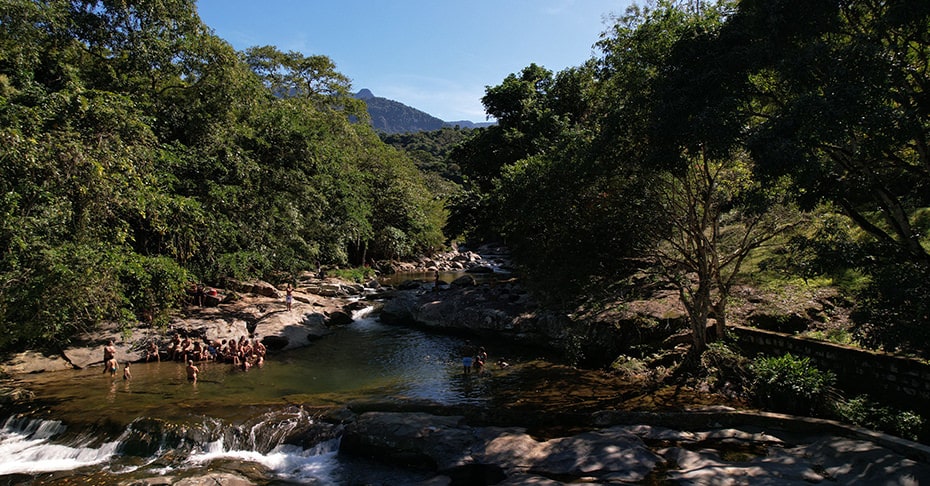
left=702, top=341, right=751, bottom=396
left=328, top=266, right=376, bottom=283
left=750, top=353, right=835, bottom=416
left=853, top=261, right=930, bottom=358
left=834, top=395, right=925, bottom=441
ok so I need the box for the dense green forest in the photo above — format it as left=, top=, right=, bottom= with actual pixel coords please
left=0, top=0, right=445, bottom=350
left=441, top=0, right=930, bottom=357
left=1, top=0, right=928, bottom=364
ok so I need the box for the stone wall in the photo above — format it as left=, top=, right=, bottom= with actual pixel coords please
left=731, top=325, right=930, bottom=415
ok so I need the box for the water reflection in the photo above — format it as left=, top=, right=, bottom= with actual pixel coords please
left=13, top=315, right=540, bottom=428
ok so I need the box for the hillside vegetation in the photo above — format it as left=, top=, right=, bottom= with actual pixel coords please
left=439, top=0, right=930, bottom=359
left=0, top=0, right=444, bottom=351
left=1, top=0, right=928, bottom=369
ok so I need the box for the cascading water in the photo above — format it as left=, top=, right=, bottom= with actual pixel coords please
left=0, top=416, right=120, bottom=476
left=1, top=407, right=343, bottom=483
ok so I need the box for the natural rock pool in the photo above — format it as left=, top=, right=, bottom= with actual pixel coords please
left=0, top=308, right=560, bottom=484
left=5, top=304, right=928, bottom=484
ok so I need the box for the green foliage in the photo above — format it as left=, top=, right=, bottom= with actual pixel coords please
left=116, top=253, right=190, bottom=327
left=701, top=340, right=751, bottom=395
left=834, top=395, right=925, bottom=441
left=802, top=328, right=859, bottom=347
left=853, top=261, right=930, bottom=358
left=750, top=353, right=835, bottom=416
left=0, top=0, right=445, bottom=352
left=328, top=266, right=376, bottom=283
left=380, top=127, right=470, bottom=185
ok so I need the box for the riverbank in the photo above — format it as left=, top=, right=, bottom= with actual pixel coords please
left=3, top=246, right=929, bottom=484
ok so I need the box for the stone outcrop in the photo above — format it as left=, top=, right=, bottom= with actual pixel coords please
left=378, top=279, right=680, bottom=365
left=1, top=278, right=376, bottom=374
left=375, top=243, right=514, bottom=275
left=339, top=411, right=662, bottom=483
left=338, top=410, right=930, bottom=485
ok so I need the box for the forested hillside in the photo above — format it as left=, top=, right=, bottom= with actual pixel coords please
left=354, top=89, right=495, bottom=133
left=1, top=0, right=928, bottom=364
left=442, top=0, right=930, bottom=357
left=0, top=0, right=445, bottom=350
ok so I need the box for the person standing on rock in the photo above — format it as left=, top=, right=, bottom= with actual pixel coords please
left=285, top=283, right=293, bottom=311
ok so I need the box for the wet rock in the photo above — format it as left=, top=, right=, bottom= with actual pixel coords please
left=340, top=412, right=663, bottom=483
left=325, top=310, right=353, bottom=326
left=380, top=291, right=418, bottom=325
left=171, top=472, right=255, bottom=486
left=340, top=412, right=475, bottom=470
left=450, top=275, right=476, bottom=287
left=252, top=310, right=330, bottom=351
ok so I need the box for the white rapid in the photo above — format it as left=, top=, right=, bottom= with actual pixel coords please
left=0, top=416, right=119, bottom=475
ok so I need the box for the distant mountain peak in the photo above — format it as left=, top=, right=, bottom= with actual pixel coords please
left=355, top=88, right=375, bottom=100
left=353, top=89, right=495, bottom=134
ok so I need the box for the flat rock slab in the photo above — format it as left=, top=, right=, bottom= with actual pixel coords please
left=1, top=351, right=74, bottom=374
left=341, top=411, right=930, bottom=485
left=341, top=412, right=663, bottom=483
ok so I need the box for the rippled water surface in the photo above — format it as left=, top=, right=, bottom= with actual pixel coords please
left=15, top=312, right=535, bottom=427
left=2, top=310, right=550, bottom=484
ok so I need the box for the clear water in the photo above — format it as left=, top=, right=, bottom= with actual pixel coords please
left=1, top=309, right=546, bottom=484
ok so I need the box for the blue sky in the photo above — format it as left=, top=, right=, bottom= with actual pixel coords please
left=195, top=0, right=632, bottom=122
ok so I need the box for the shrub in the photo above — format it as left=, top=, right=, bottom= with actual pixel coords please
left=328, top=266, right=376, bottom=283
left=702, top=341, right=751, bottom=396
left=834, top=395, right=925, bottom=441
left=750, top=353, right=835, bottom=416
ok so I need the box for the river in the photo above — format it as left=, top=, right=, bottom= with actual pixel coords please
left=0, top=306, right=554, bottom=485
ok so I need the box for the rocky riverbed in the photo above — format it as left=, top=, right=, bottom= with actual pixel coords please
left=3, top=247, right=930, bottom=485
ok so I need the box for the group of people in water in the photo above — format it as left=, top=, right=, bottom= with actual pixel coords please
left=103, top=332, right=269, bottom=384
left=462, top=343, right=509, bottom=375
left=102, top=340, right=131, bottom=380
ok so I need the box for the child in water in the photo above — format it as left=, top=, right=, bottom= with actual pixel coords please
left=123, top=362, right=132, bottom=380
left=104, top=357, right=119, bottom=377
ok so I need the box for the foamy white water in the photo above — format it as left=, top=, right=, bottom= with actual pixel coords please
left=0, top=417, right=118, bottom=475
left=189, top=439, right=340, bottom=483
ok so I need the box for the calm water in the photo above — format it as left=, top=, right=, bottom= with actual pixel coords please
left=0, top=308, right=545, bottom=484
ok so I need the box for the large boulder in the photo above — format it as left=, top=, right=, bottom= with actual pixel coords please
left=339, top=412, right=663, bottom=483
left=340, top=412, right=477, bottom=470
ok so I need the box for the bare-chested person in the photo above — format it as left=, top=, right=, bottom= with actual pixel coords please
left=103, top=340, right=116, bottom=364
left=191, top=341, right=204, bottom=361
left=168, top=334, right=182, bottom=361
left=228, top=340, right=240, bottom=365
left=179, top=336, right=192, bottom=361
left=104, top=356, right=119, bottom=377
left=186, top=360, right=199, bottom=382
left=146, top=341, right=160, bottom=362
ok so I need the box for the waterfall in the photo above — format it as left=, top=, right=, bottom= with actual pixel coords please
left=186, top=407, right=342, bottom=483
left=0, top=416, right=120, bottom=475
left=0, top=407, right=341, bottom=482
